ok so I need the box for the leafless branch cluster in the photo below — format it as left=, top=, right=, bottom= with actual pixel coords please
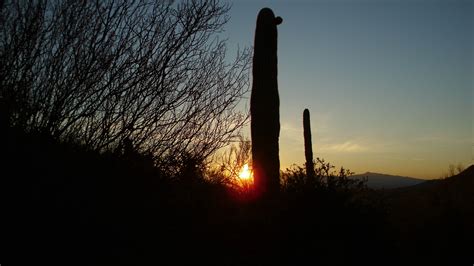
left=0, top=0, right=250, bottom=164
left=442, top=163, right=465, bottom=179
left=207, top=135, right=252, bottom=188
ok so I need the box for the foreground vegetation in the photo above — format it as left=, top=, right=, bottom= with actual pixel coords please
left=2, top=126, right=472, bottom=265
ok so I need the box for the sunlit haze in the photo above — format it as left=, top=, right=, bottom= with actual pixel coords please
left=224, top=0, right=472, bottom=179
left=239, top=164, right=253, bottom=181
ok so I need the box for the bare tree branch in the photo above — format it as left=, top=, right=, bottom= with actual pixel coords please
left=1, top=0, right=250, bottom=166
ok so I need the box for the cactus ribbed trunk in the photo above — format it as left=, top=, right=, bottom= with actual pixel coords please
left=251, top=8, right=282, bottom=197
left=303, top=109, right=315, bottom=180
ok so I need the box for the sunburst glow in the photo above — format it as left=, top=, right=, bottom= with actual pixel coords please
left=238, top=164, right=252, bottom=180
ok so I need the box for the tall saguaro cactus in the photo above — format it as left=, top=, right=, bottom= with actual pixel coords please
left=251, top=8, right=282, bottom=196
left=303, top=109, right=315, bottom=180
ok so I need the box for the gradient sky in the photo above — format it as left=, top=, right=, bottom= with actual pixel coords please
left=223, top=0, right=472, bottom=179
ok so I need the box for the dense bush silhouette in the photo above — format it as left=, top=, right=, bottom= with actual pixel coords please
left=3, top=124, right=472, bottom=265
left=282, top=157, right=366, bottom=193
left=1, top=124, right=393, bottom=265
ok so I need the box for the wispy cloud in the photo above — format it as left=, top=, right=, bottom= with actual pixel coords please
left=280, top=122, right=304, bottom=145
left=280, top=112, right=332, bottom=145
left=319, top=141, right=368, bottom=153
left=414, top=134, right=472, bottom=144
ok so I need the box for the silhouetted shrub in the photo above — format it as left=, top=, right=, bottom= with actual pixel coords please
left=282, top=157, right=367, bottom=193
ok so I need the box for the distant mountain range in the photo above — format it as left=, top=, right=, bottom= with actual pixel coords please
left=350, top=172, right=425, bottom=189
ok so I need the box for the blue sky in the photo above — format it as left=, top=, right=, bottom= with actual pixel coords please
left=223, top=0, right=472, bottom=178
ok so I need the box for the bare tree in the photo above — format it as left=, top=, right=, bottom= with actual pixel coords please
left=0, top=0, right=250, bottom=165
left=442, top=163, right=465, bottom=179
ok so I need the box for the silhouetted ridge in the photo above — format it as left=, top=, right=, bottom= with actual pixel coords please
left=350, top=172, right=423, bottom=189
left=383, top=165, right=473, bottom=265
left=454, top=164, right=474, bottom=178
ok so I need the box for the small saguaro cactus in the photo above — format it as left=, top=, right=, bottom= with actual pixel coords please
left=303, top=108, right=315, bottom=180
left=250, top=8, right=283, bottom=197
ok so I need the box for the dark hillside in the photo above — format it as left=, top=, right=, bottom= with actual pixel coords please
left=384, top=166, right=474, bottom=264
left=1, top=126, right=393, bottom=265
left=1, top=126, right=472, bottom=265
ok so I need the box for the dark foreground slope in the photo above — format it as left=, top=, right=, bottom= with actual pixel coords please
left=1, top=126, right=472, bottom=265
left=0, top=127, right=390, bottom=265
left=384, top=165, right=474, bottom=264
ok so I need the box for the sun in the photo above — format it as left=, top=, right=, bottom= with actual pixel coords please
left=238, top=164, right=252, bottom=181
